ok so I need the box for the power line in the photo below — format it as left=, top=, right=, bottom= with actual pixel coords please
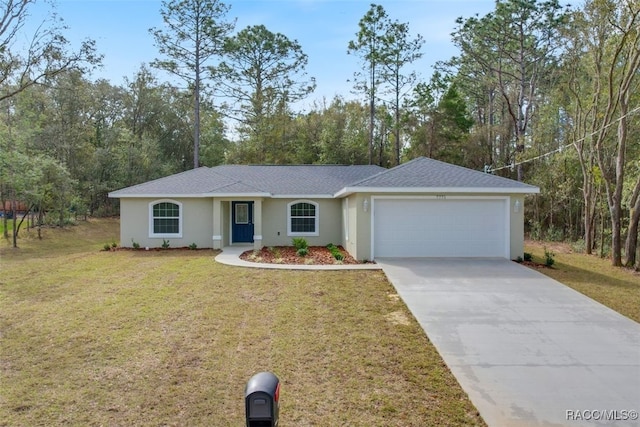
left=486, top=105, right=640, bottom=173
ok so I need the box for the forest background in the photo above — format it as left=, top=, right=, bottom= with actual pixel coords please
left=1, top=0, right=639, bottom=269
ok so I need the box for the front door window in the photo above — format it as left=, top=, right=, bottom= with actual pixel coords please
left=235, top=203, right=249, bottom=224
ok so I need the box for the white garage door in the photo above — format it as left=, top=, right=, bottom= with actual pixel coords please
left=373, top=198, right=508, bottom=258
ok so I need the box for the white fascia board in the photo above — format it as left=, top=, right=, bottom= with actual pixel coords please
left=109, top=192, right=271, bottom=199
left=108, top=193, right=208, bottom=199
left=270, top=194, right=334, bottom=199
left=334, top=186, right=540, bottom=197
left=203, top=192, right=271, bottom=198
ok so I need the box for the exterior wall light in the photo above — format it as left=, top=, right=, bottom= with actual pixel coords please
left=363, top=199, right=369, bottom=212
left=514, top=199, right=521, bottom=213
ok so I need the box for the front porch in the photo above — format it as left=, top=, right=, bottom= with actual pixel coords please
left=212, top=198, right=264, bottom=251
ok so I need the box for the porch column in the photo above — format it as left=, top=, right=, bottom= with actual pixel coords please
left=212, top=198, right=222, bottom=249
left=253, top=198, right=263, bottom=251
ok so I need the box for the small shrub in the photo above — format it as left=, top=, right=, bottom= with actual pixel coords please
left=111, top=242, right=117, bottom=248
left=297, top=247, right=308, bottom=257
left=188, top=243, right=198, bottom=250
left=292, top=237, right=308, bottom=251
left=546, top=225, right=564, bottom=242
left=162, top=239, right=170, bottom=249
left=131, top=239, right=140, bottom=249
left=544, top=247, right=555, bottom=267
left=523, top=252, right=532, bottom=262
left=515, top=256, right=523, bottom=263
left=571, top=239, right=585, bottom=253
left=326, top=243, right=344, bottom=261
left=529, top=221, right=543, bottom=241
left=103, top=243, right=111, bottom=251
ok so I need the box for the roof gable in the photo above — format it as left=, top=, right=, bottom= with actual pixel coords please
left=341, top=157, right=539, bottom=194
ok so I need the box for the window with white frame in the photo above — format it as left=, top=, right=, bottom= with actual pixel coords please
left=149, top=200, right=182, bottom=237
left=288, top=201, right=318, bottom=236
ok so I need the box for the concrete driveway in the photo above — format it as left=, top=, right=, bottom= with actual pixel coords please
left=377, top=258, right=640, bottom=427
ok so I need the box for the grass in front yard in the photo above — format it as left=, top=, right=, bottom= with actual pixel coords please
left=525, top=241, right=640, bottom=323
left=1, top=219, right=485, bottom=426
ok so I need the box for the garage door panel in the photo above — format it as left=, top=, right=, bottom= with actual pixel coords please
left=373, top=199, right=507, bottom=258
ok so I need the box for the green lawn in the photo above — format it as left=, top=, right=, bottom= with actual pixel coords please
left=1, top=219, right=485, bottom=426
left=525, top=241, right=640, bottom=323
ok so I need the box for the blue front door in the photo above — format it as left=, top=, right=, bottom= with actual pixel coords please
left=232, top=201, right=254, bottom=243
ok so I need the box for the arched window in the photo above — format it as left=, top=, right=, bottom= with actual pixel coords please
left=149, top=200, right=182, bottom=237
left=287, top=200, right=319, bottom=236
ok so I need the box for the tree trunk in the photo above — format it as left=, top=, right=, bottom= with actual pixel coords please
left=606, top=92, right=630, bottom=266
left=369, top=96, right=375, bottom=165
left=600, top=209, right=606, bottom=258
left=11, top=199, right=17, bottom=248
left=194, top=47, right=201, bottom=169
left=1, top=195, right=7, bottom=239
left=624, top=175, right=640, bottom=267
left=394, top=85, right=400, bottom=166
left=583, top=179, right=595, bottom=254
left=574, top=134, right=598, bottom=255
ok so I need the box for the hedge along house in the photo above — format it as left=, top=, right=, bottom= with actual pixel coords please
left=108, top=157, right=539, bottom=261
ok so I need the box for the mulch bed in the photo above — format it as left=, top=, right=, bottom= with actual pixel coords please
left=240, top=245, right=363, bottom=265
left=518, top=260, right=550, bottom=269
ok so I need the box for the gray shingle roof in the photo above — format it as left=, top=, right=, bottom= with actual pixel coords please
left=344, top=157, right=539, bottom=192
left=212, top=164, right=385, bottom=195
left=108, top=157, right=539, bottom=198
left=108, top=167, right=265, bottom=197
left=109, top=164, right=386, bottom=197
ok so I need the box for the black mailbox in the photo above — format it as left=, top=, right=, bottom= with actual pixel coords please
left=245, top=371, right=280, bottom=427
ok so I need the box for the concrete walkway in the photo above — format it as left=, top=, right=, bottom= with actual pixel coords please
left=214, top=246, right=382, bottom=270
left=377, top=258, right=640, bottom=427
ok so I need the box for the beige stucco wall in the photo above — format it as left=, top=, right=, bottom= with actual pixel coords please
left=260, top=198, right=343, bottom=247
left=343, top=194, right=372, bottom=261
left=118, top=193, right=527, bottom=259
left=510, top=195, right=525, bottom=259
left=119, top=198, right=213, bottom=248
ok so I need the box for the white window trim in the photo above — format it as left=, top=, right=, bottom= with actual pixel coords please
left=287, top=200, right=319, bottom=237
left=149, top=199, right=183, bottom=238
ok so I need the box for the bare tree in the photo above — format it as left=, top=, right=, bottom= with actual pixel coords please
left=0, top=0, right=100, bottom=102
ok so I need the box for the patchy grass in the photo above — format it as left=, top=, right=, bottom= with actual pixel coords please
left=1, top=219, right=485, bottom=426
left=1, top=217, right=119, bottom=257
left=525, top=241, right=640, bottom=323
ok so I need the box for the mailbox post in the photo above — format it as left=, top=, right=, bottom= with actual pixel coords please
left=245, top=372, right=280, bottom=427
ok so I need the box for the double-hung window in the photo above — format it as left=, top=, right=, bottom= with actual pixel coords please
left=149, top=200, right=182, bottom=237
left=288, top=201, right=318, bottom=236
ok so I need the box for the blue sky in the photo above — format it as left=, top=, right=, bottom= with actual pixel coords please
left=29, top=0, right=497, bottom=108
